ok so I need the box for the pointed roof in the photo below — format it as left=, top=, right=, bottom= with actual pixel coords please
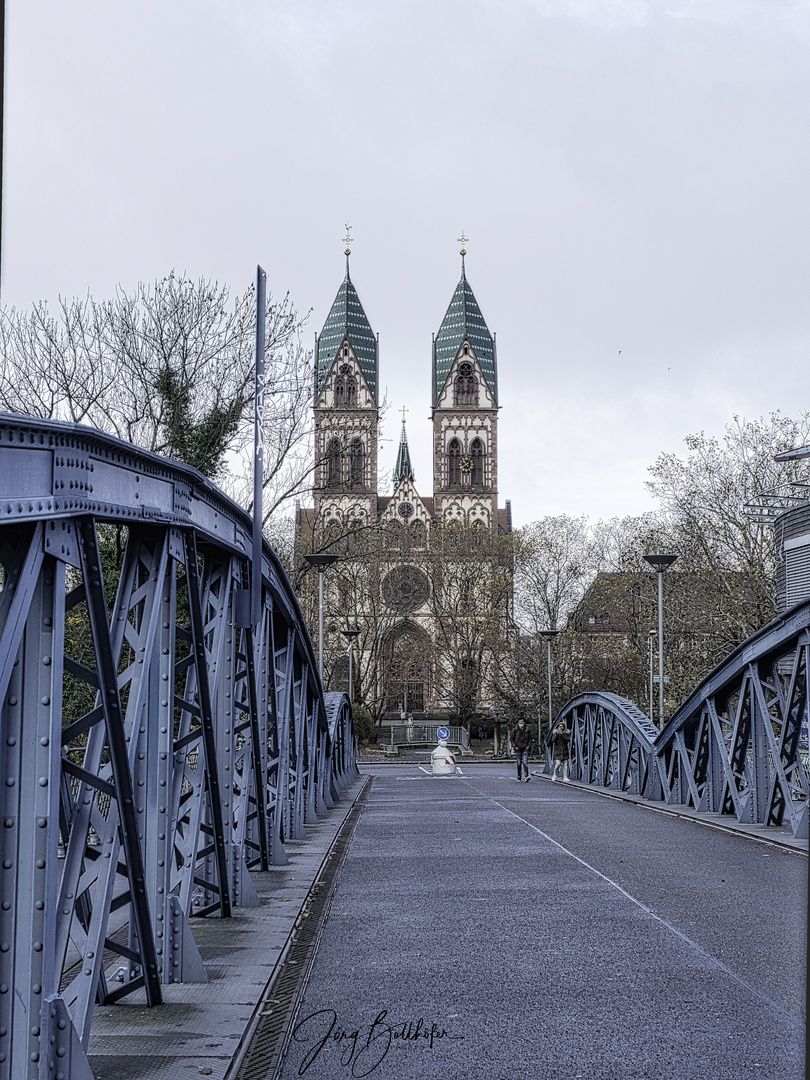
left=434, top=254, right=496, bottom=404
left=393, top=420, right=415, bottom=488
left=316, top=255, right=377, bottom=399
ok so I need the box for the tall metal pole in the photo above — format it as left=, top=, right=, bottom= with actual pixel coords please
left=649, top=629, right=655, bottom=724
left=538, top=629, right=559, bottom=754
left=252, top=266, right=266, bottom=626
left=657, top=569, right=665, bottom=728
left=546, top=637, right=553, bottom=729
left=348, top=639, right=354, bottom=702
left=318, top=568, right=325, bottom=680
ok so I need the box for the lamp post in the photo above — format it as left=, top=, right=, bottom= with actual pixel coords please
left=537, top=629, right=559, bottom=746
left=648, top=628, right=656, bottom=724
left=340, top=627, right=361, bottom=702
left=302, top=553, right=340, bottom=681
left=643, top=553, right=678, bottom=729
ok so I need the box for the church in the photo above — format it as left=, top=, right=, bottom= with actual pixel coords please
left=298, top=243, right=513, bottom=723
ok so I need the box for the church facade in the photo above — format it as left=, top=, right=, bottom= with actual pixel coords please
left=299, top=248, right=512, bottom=722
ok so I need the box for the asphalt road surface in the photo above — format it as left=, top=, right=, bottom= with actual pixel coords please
left=276, top=764, right=807, bottom=1080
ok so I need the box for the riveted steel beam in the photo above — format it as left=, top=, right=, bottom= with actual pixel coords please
left=0, top=416, right=359, bottom=1078
left=556, top=602, right=810, bottom=837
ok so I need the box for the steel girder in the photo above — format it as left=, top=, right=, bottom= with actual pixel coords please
left=0, top=414, right=357, bottom=1080
left=553, top=601, right=810, bottom=839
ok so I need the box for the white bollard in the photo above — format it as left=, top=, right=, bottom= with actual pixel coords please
left=431, top=738, right=456, bottom=776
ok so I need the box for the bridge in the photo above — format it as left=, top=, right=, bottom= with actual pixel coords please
left=0, top=414, right=805, bottom=1079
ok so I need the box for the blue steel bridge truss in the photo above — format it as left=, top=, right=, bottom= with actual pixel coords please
left=0, top=414, right=357, bottom=1080
left=551, top=600, right=810, bottom=839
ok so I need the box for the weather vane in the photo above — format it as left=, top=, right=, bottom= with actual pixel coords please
left=457, top=229, right=469, bottom=255
left=343, top=223, right=353, bottom=255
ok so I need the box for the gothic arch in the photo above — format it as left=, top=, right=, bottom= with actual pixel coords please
left=326, top=437, right=341, bottom=487
left=470, top=437, right=484, bottom=486
left=383, top=621, right=431, bottom=715
left=448, top=437, right=461, bottom=486
left=349, top=437, right=364, bottom=488
left=455, top=361, right=478, bottom=407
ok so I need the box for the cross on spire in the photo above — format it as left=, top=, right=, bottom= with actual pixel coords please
left=400, top=405, right=409, bottom=425
left=343, top=223, right=353, bottom=255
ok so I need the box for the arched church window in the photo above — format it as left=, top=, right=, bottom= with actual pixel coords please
left=326, top=438, right=341, bottom=487
left=349, top=438, right=364, bottom=487
left=345, top=375, right=357, bottom=407
left=470, top=438, right=484, bottom=486
left=455, top=362, right=478, bottom=407
left=411, top=519, right=425, bottom=548
left=334, top=378, right=344, bottom=407
left=448, top=438, right=461, bottom=486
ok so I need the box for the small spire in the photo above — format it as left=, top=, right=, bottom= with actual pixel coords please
left=343, top=223, right=353, bottom=277
left=457, top=229, right=469, bottom=277
left=393, top=413, right=415, bottom=488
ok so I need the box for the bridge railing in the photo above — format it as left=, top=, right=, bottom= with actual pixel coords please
left=386, top=722, right=470, bottom=751
left=0, top=413, right=358, bottom=1080
left=550, top=600, right=810, bottom=840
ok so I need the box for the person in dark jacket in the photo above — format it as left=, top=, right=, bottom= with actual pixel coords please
left=550, top=722, right=571, bottom=782
left=511, top=719, right=532, bottom=782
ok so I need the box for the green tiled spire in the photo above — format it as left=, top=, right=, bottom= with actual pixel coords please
left=316, top=255, right=377, bottom=399
left=393, top=420, right=415, bottom=488
left=434, top=255, right=496, bottom=404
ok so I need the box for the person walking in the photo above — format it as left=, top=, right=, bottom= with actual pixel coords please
left=550, top=722, right=571, bottom=782
left=511, top=718, right=532, bottom=782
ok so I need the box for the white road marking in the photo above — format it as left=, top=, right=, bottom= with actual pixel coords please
left=484, top=793, right=800, bottom=1027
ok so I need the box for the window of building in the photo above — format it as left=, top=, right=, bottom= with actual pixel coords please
left=470, top=438, right=484, bottom=486
left=349, top=438, right=364, bottom=487
left=326, top=438, right=341, bottom=487
left=334, top=364, right=357, bottom=408
left=448, top=438, right=461, bottom=486
left=455, top=362, right=478, bottom=407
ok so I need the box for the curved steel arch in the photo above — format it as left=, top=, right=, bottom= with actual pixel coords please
left=0, top=414, right=358, bottom=1079
left=553, top=692, right=660, bottom=799
left=553, top=600, right=810, bottom=839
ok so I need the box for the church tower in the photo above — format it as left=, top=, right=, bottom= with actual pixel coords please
left=313, top=251, right=379, bottom=529
left=431, top=248, right=499, bottom=529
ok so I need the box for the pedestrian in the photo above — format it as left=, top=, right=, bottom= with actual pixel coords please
left=550, top=721, right=571, bottom=782
left=511, top=718, right=532, bottom=782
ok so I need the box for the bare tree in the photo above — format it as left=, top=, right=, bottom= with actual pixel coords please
left=513, top=514, right=596, bottom=634
left=422, top=524, right=515, bottom=725
left=0, top=273, right=311, bottom=484
left=646, top=411, right=810, bottom=588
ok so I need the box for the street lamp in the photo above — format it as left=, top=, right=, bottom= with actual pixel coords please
left=643, top=553, right=678, bottom=728
left=340, top=627, right=361, bottom=703
left=537, top=629, right=559, bottom=745
left=648, top=628, right=656, bottom=723
left=302, top=553, right=340, bottom=681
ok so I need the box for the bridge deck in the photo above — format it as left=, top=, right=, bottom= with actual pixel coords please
left=88, top=765, right=806, bottom=1080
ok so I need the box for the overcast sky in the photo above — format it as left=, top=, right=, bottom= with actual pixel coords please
left=3, top=0, right=809, bottom=527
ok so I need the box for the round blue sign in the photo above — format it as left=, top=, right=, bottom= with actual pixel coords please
left=437, top=726, right=450, bottom=740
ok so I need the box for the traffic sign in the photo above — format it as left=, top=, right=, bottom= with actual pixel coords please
left=437, top=726, right=450, bottom=740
